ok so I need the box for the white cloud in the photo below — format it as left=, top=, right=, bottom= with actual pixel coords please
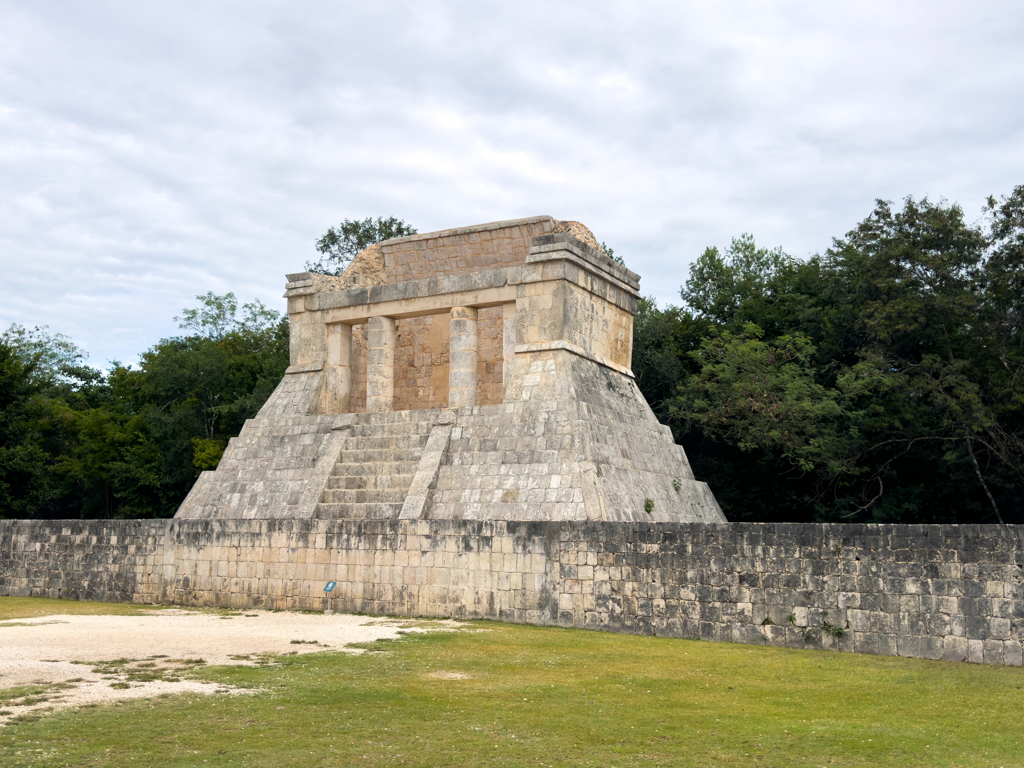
left=1, top=0, right=1022, bottom=365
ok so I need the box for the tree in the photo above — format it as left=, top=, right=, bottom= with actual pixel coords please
left=306, top=217, right=417, bottom=276
left=125, top=292, right=289, bottom=511
left=671, top=323, right=862, bottom=476
left=174, top=292, right=281, bottom=341
left=822, top=196, right=1023, bottom=524
left=681, top=235, right=796, bottom=327
left=0, top=338, right=55, bottom=517
left=0, top=325, right=106, bottom=518
left=631, top=297, right=707, bottom=418
left=635, top=193, right=1024, bottom=524
left=0, top=294, right=290, bottom=520
left=0, top=323, right=99, bottom=394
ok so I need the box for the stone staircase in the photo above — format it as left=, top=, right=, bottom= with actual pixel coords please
left=314, top=411, right=439, bottom=519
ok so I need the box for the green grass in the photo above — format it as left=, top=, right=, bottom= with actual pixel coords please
left=0, top=596, right=174, bottom=621
left=1, top=600, right=1022, bottom=766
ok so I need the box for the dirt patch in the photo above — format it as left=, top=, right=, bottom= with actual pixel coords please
left=0, top=609, right=458, bottom=725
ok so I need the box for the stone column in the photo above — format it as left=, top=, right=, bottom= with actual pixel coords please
left=502, top=301, right=517, bottom=392
left=366, top=316, right=397, bottom=413
left=324, top=322, right=352, bottom=413
left=448, top=306, right=479, bottom=408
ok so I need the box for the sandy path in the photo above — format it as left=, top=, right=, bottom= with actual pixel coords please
left=0, top=609, right=457, bottom=724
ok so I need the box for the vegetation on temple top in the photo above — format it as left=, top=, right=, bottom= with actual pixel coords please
left=305, top=216, right=417, bottom=275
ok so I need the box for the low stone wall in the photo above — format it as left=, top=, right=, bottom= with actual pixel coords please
left=2, top=519, right=1021, bottom=666
left=0, top=520, right=168, bottom=604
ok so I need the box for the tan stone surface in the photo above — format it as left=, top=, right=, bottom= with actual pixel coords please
left=7, top=519, right=1020, bottom=668
left=349, top=324, right=367, bottom=413
left=380, top=218, right=554, bottom=285
left=394, top=314, right=450, bottom=411
left=552, top=219, right=603, bottom=252
left=337, top=242, right=386, bottom=289
left=477, top=306, right=504, bottom=406
left=448, top=306, right=479, bottom=408
left=366, top=316, right=397, bottom=412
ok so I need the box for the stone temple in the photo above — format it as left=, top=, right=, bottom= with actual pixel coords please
left=176, top=216, right=724, bottom=523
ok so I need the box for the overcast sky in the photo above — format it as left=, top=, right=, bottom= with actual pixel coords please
left=2, top=1, right=1022, bottom=367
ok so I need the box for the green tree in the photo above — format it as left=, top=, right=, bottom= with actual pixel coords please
left=0, top=339, right=55, bottom=517
left=631, top=297, right=707, bottom=418
left=306, top=217, right=417, bottom=276
left=822, top=196, right=1023, bottom=523
left=0, top=325, right=106, bottom=518
left=0, top=323, right=101, bottom=395
left=637, top=193, right=1024, bottom=524
left=681, top=235, right=797, bottom=327
left=0, top=293, right=290, bottom=520
left=671, top=323, right=861, bottom=477
left=121, top=292, right=290, bottom=512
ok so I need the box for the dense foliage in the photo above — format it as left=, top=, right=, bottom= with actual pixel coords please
left=2, top=193, right=1021, bottom=522
left=636, top=189, right=1024, bottom=524
left=0, top=294, right=288, bottom=519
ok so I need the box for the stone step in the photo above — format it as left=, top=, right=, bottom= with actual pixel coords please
left=325, top=473, right=415, bottom=490
left=329, top=460, right=420, bottom=477
left=337, top=448, right=423, bottom=464
left=219, top=457, right=319, bottom=471
left=313, top=501, right=405, bottom=519
left=351, top=410, right=445, bottom=427
left=320, top=488, right=409, bottom=504
left=248, top=415, right=337, bottom=427
left=444, top=448, right=562, bottom=465
left=447, top=437, right=572, bottom=455
left=347, top=422, right=437, bottom=437
left=224, top=446, right=321, bottom=460
left=577, top=406, right=662, bottom=431
left=342, top=434, right=430, bottom=451
left=239, top=420, right=340, bottom=435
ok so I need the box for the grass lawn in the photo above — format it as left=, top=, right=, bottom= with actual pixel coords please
left=1, top=598, right=1022, bottom=767
left=0, top=596, right=174, bottom=620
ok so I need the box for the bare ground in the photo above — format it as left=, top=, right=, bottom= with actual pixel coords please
left=0, top=609, right=458, bottom=724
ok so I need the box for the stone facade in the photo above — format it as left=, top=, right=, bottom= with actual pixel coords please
left=175, top=216, right=724, bottom=523
left=2, top=519, right=1021, bottom=666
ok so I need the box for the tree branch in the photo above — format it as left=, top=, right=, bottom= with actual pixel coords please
left=967, top=438, right=1006, bottom=528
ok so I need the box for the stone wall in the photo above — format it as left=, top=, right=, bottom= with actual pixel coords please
left=380, top=217, right=555, bottom=284
left=0, top=520, right=167, bottom=604
left=383, top=306, right=505, bottom=413
left=284, top=215, right=645, bottom=420
left=349, top=324, right=367, bottom=413
left=2, top=519, right=1021, bottom=666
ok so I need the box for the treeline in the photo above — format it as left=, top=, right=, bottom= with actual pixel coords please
left=638, top=191, right=1024, bottom=524
left=1, top=193, right=1022, bottom=523
left=0, top=294, right=288, bottom=519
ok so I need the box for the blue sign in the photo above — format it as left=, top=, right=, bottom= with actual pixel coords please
left=324, top=582, right=336, bottom=592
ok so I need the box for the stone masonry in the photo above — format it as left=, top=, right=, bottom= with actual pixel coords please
left=2, top=519, right=1021, bottom=666
left=175, top=216, right=724, bottom=524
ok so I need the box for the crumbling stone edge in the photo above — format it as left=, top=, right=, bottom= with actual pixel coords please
left=1, top=519, right=1021, bottom=666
